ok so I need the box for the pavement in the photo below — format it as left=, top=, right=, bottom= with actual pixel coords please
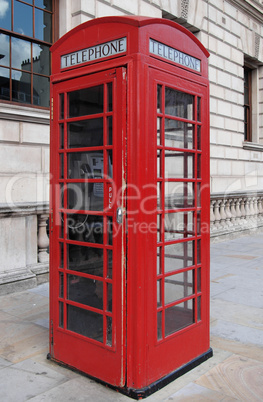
left=0, top=233, right=263, bottom=401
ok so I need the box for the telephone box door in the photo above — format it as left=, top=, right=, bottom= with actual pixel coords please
left=50, top=67, right=127, bottom=386
left=145, top=68, right=210, bottom=384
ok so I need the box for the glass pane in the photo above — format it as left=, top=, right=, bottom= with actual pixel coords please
left=107, top=82, right=112, bottom=111
left=197, top=125, right=201, bottom=150
left=197, top=267, right=201, bottom=293
left=67, top=214, right=103, bottom=244
left=59, top=273, right=64, bottom=298
left=0, top=67, right=10, bottom=101
left=67, top=244, right=103, bottom=276
left=157, top=182, right=161, bottom=209
left=35, top=8, right=52, bottom=42
left=165, top=151, right=194, bottom=179
left=68, top=118, right=103, bottom=148
left=197, top=154, right=201, bottom=179
left=157, top=247, right=161, bottom=275
left=59, top=213, right=64, bottom=239
left=67, top=274, right=103, bottom=310
left=59, top=243, right=64, bottom=268
left=33, top=75, right=49, bottom=107
left=165, top=270, right=194, bottom=305
left=14, top=1, right=33, bottom=37
left=107, top=249, right=112, bottom=278
left=59, top=124, right=64, bottom=148
left=107, top=283, right=112, bottom=312
left=197, top=97, right=201, bottom=122
left=164, top=212, right=194, bottom=241
left=32, top=44, right=50, bottom=75
left=59, top=154, right=64, bottom=178
left=68, top=151, right=104, bottom=179
left=107, top=217, right=113, bottom=245
left=157, top=117, right=161, bottom=145
left=67, top=304, right=103, bottom=342
left=107, top=316, right=112, bottom=346
left=165, top=119, right=194, bottom=149
left=165, top=300, right=194, bottom=336
left=164, top=241, right=194, bottom=273
left=157, top=84, right=162, bottom=113
left=197, top=296, right=201, bottom=321
left=35, top=0, right=52, bottom=11
left=157, top=311, right=162, bottom=340
left=165, top=182, right=194, bottom=209
left=0, top=0, right=11, bottom=30
left=0, top=34, right=10, bottom=67
left=165, top=88, right=194, bottom=120
left=157, top=214, right=161, bottom=243
left=12, top=70, right=31, bottom=104
left=11, top=37, right=31, bottom=70
left=157, top=279, right=162, bottom=307
left=157, top=149, right=162, bottom=177
left=60, top=184, right=64, bottom=208
left=68, top=85, right=104, bottom=118
left=107, top=116, right=112, bottom=145
left=59, top=302, right=64, bottom=327
left=107, top=150, right=113, bottom=179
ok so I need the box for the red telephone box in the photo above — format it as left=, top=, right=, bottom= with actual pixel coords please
left=49, top=16, right=212, bottom=398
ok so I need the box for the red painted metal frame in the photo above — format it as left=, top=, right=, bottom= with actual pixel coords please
left=50, top=16, right=210, bottom=393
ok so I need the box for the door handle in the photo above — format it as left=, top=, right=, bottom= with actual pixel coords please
left=116, top=207, right=123, bottom=224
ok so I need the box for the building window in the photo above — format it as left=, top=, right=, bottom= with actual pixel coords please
left=244, top=66, right=252, bottom=142
left=0, top=0, right=54, bottom=108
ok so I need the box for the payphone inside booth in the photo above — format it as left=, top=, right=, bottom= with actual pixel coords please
left=49, top=16, right=212, bottom=398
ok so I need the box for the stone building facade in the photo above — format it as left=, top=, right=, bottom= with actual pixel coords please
left=0, top=0, right=263, bottom=293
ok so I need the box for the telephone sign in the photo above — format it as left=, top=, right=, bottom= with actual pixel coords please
left=49, top=16, right=211, bottom=399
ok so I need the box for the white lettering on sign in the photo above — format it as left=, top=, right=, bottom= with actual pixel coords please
left=61, top=37, right=127, bottom=69
left=149, top=38, right=201, bottom=72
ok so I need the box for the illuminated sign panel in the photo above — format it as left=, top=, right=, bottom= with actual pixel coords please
left=61, top=37, right=127, bottom=69
left=149, top=38, right=201, bottom=72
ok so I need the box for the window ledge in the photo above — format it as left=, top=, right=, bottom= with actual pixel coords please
left=243, top=141, right=263, bottom=152
left=0, top=102, right=50, bottom=125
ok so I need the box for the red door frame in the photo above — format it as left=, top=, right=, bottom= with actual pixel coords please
left=49, top=67, right=127, bottom=386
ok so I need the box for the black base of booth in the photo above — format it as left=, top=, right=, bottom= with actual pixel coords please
left=47, top=348, right=213, bottom=400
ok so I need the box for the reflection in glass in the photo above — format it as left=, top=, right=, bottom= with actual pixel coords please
left=157, top=117, right=161, bottom=145
left=0, top=67, right=10, bottom=101
left=67, top=244, right=103, bottom=276
left=33, top=44, right=50, bottom=75
left=0, top=34, right=10, bottom=67
left=59, top=213, right=64, bottom=239
left=67, top=214, right=103, bottom=244
left=157, top=149, right=162, bottom=177
left=12, top=70, right=31, bottom=104
left=59, top=154, right=64, bottom=178
left=68, top=118, right=103, bottom=148
left=197, top=125, right=201, bottom=150
left=165, top=87, right=194, bottom=120
left=165, top=299, right=194, bottom=336
left=33, top=75, right=49, bottom=107
left=11, top=37, right=31, bottom=71
left=165, top=151, right=194, bottom=179
left=35, top=8, right=52, bottom=42
left=197, top=267, right=201, bottom=293
left=14, top=1, right=33, bottom=37
left=59, top=243, right=64, bottom=268
left=157, top=182, right=161, bottom=209
left=165, top=182, right=194, bottom=209
left=0, top=0, right=11, bottom=30
left=164, top=212, right=194, bottom=241
left=197, top=97, right=201, bottom=122
left=67, top=274, right=103, bottom=310
left=68, top=85, right=104, bottom=118
left=67, top=304, right=103, bottom=342
left=164, top=241, right=194, bottom=272
left=165, top=270, right=194, bottom=305
left=197, top=296, right=201, bottom=321
left=107, top=283, right=112, bottom=312
left=107, top=217, right=113, bottom=245
left=165, top=119, right=194, bottom=149
left=35, top=0, right=52, bottom=11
